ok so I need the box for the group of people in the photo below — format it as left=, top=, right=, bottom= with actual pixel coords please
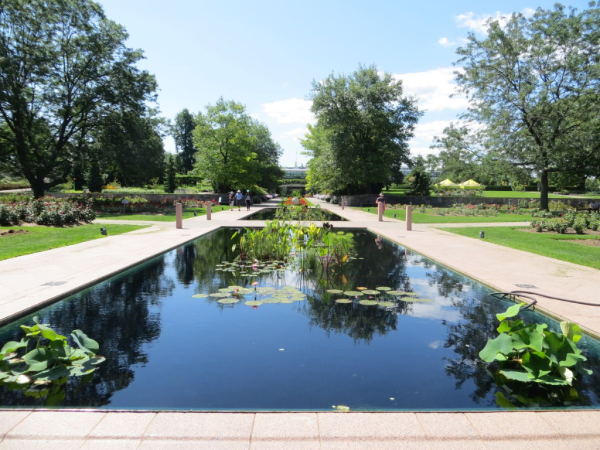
left=229, top=190, right=252, bottom=211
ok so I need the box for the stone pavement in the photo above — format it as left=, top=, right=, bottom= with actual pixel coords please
left=0, top=199, right=599, bottom=449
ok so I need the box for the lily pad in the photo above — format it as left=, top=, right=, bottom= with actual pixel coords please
left=403, top=292, right=419, bottom=296
left=217, top=298, right=239, bottom=304
left=192, top=294, right=209, bottom=298
left=326, top=289, right=343, bottom=294
left=245, top=301, right=264, bottom=306
left=386, top=291, right=406, bottom=296
left=208, top=292, right=230, bottom=298
left=378, top=301, right=396, bottom=307
left=344, top=291, right=363, bottom=297
left=291, top=296, right=307, bottom=301
left=335, top=299, right=353, bottom=304
left=359, top=300, right=378, bottom=306
left=219, top=287, right=236, bottom=292
left=362, top=290, right=380, bottom=295
left=376, top=286, right=391, bottom=291
left=356, top=287, right=368, bottom=291
left=279, top=299, right=294, bottom=304
left=262, top=298, right=281, bottom=304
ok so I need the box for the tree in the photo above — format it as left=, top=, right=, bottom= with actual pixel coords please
left=249, top=121, right=284, bottom=192
left=430, top=123, right=481, bottom=182
left=306, top=65, right=421, bottom=194
left=164, top=154, right=177, bottom=193
left=0, top=0, right=157, bottom=197
left=172, top=109, right=197, bottom=173
left=87, top=161, right=103, bottom=193
left=406, top=156, right=431, bottom=196
left=192, top=98, right=258, bottom=192
left=455, top=4, right=600, bottom=209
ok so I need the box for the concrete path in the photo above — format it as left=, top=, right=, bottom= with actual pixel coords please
left=1, top=198, right=599, bottom=449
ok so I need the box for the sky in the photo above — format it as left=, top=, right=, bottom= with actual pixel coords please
left=97, top=0, right=589, bottom=167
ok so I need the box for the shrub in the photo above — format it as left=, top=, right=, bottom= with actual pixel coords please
left=0, top=197, right=95, bottom=226
left=573, top=217, right=587, bottom=234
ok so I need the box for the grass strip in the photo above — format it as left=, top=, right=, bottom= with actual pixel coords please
left=356, top=207, right=532, bottom=223
left=0, top=224, right=148, bottom=261
left=442, top=226, right=600, bottom=270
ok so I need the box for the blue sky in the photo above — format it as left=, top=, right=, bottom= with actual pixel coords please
left=97, top=0, right=588, bottom=166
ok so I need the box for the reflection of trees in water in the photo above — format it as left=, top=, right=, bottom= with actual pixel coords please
left=0, top=257, right=173, bottom=407
left=440, top=276, right=600, bottom=407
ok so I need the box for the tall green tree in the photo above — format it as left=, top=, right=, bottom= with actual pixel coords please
left=249, top=121, right=284, bottom=192
left=192, top=98, right=258, bottom=192
left=0, top=0, right=157, bottom=197
left=307, top=65, right=421, bottom=194
left=172, top=109, right=197, bottom=174
left=455, top=3, right=600, bottom=209
left=406, top=156, right=431, bottom=196
left=164, top=154, right=177, bottom=193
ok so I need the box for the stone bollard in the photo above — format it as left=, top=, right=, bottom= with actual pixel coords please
left=176, top=202, right=183, bottom=229
left=206, top=202, right=212, bottom=221
left=406, top=205, right=413, bottom=231
left=377, top=202, right=384, bottom=222
left=341, top=197, right=345, bottom=210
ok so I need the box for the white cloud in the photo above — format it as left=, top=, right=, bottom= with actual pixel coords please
left=393, top=67, right=468, bottom=112
left=280, top=127, right=308, bottom=142
left=455, top=8, right=535, bottom=34
left=438, top=37, right=455, bottom=47
left=261, top=98, right=315, bottom=125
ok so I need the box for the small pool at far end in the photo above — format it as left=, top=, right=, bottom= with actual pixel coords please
left=244, top=207, right=347, bottom=221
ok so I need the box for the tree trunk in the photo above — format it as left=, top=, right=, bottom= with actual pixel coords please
left=540, top=170, right=549, bottom=211
left=30, top=178, right=46, bottom=198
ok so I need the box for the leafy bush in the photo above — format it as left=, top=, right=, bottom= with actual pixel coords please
left=0, top=197, right=95, bottom=226
left=479, top=303, right=592, bottom=408
left=573, top=217, right=587, bottom=234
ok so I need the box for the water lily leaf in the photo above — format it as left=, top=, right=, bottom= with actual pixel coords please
left=262, top=298, right=282, bottom=304
left=386, top=291, right=406, bottom=296
left=192, top=294, right=209, bottom=298
left=219, top=287, right=236, bottom=292
left=414, top=298, right=434, bottom=303
left=378, top=301, right=396, bottom=307
left=326, top=289, right=343, bottom=294
left=236, top=288, right=253, bottom=295
left=279, top=299, right=294, bottom=304
left=335, top=299, right=353, bottom=304
left=479, top=333, right=514, bottom=362
left=362, top=290, right=380, bottom=295
left=344, top=291, right=363, bottom=297
left=356, top=287, right=367, bottom=291
left=208, top=292, right=230, bottom=298
left=245, top=301, right=263, bottom=306
left=291, top=296, right=306, bottom=301
left=359, top=300, right=378, bottom=306
left=217, top=298, right=240, bottom=304
left=376, top=286, right=391, bottom=291
left=402, top=292, right=419, bottom=296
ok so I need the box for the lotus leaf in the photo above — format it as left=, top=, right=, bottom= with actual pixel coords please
left=356, top=287, right=367, bottom=291
left=376, top=286, right=391, bottom=291
left=362, top=290, right=380, bottom=295
left=335, top=299, right=353, bottom=304
left=359, top=300, right=378, bottom=306
left=326, top=289, right=343, bottom=294
left=344, top=291, right=363, bottom=297
left=386, top=291, right=406, bottom=296
left=217, top=298, right=240, bottom=304
left=378, top=302, right=396, bottom=307
left=208, top=292, right=230, bottom=298
left=192, top=294, right=209, bottom=298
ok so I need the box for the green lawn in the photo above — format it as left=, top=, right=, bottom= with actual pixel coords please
left=442, top=226, right=600, bottom=270
left=380, top=189, right=598, bottom=199
left=356, top=207, right=532, bottom=223
left=0, top=224, right=148, bottom=261
left=97, top=205, right=230, bottom=221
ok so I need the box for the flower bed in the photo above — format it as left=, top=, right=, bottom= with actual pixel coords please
left=531, top=212, right=600, bottom=234
left=282, top=197, right=308, bottom=206
left=385, top=203, right=530, bottom=217
left=66, top=195, right=217, bottom=214
left=0, top=197, right=96, bottom=226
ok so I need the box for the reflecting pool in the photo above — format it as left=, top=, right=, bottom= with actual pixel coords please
left=244, top=207, right=347, bottom=221
left=0, top=228, right=599, bottom=410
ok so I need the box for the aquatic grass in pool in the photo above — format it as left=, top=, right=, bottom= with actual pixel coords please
left=1, top=228, right=599, bottom=410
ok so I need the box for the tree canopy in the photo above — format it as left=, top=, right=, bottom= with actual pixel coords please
left=0, top=0, right=157, bottom=197
left=304, top=65, right=421, bottom=194
left=455, top=3, right=600, bottom=208
left=192, top=98, right=282, bottom=192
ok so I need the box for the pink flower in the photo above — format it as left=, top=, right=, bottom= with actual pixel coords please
left=252, top=282, right=259, bottom=286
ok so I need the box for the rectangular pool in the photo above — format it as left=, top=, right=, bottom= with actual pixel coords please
left=1, top=228, right=598, bottom=410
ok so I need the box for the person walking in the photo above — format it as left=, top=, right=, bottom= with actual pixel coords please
left=245, top=190, right=252, bottom=211
left=228, top=191, right=235, bottom=211
left=376, top=193, right=386, bottom=222
left=235, top=190, right=243, bottom=211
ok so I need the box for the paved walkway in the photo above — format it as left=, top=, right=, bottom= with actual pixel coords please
left=0, top=199, right=599, bottom=449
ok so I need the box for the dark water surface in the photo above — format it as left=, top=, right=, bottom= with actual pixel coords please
left=1, top=228, right=599, bottom=410
left=244, top=207, right=347, bottom=221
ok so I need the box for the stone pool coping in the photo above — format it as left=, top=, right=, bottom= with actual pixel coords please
left=1, top=199, right=599, bottom=448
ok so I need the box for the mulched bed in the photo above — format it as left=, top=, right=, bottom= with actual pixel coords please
left=519, top=227, right=600, bottom=236
left=0, top=229, right=30, bottom=237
